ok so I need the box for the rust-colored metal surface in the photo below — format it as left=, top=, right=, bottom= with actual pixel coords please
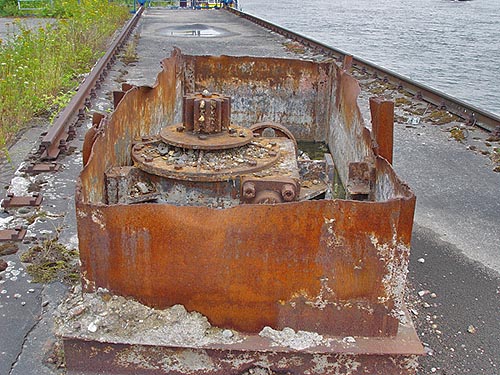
left=131, top=137, right=281, bottom=182
left=346, top=162, right=373, bottom=200
left=21, top=162, right=60, bottom=174
left=159, top=123, right=254, bottom=150
left=76, top=51, right=417, bottom=340
left=77, top=197, right=411, bottom=336
left=240, top=176, right=300, bottom=204
left=184, top=55, right=332, bottom=141
left=182, top=91, right=231, bottom=134
left=158, top=91, right=254, bottom=151
left=63, top=310, right=423, bottom=374
left=370, top=97, right=395, bottom=164
left=64, top=343, right=420, bottom=375
left=0, top=226, right=27, bottom=242
left=1, top=192, right=43, bottom=208
left=249, top=121, right=298, bottom=153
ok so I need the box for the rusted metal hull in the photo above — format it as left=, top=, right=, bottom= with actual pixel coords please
left=74, top=49, right=421, bottom=372
left=77, top=197, right=413, bottom=336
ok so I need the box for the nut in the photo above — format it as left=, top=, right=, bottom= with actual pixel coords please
left=255, top=190, right=282, bottom=204
left=242, top=182, right=256, bottom=199
left=281, top=184, right=296, bottom=202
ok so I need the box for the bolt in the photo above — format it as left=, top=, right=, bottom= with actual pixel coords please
left=281, top=184, right=296, bottom=202
left=255, top=190, right=282, bottom=204
left=242, top=182, right=256, bottom=199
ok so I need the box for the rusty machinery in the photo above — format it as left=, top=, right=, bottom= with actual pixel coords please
left=107, top=90, right=324, bottom=209
left=68, top=52, right=423, bottom=375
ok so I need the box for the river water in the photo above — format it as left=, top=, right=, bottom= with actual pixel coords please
left=241, top=0, right=500, bottom=116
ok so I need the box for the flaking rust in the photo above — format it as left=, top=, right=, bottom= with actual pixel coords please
left=67, top=49, right=423, bottom=374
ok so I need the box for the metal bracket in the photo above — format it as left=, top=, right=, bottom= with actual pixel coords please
left=0, top=226, right=27, bottom=242
left=22, top=162, right=60, bottom=174
left=1, top=192, right=43, bottom=208
left=346, top=162, right=374, bottom=201
left=240, top=176, right=300, bottom=204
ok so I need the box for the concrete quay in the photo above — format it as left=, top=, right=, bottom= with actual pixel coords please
left=0, top=8, right=499, bottom=375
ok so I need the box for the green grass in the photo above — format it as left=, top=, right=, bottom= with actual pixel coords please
left=0, top=0, right=129, bottom=150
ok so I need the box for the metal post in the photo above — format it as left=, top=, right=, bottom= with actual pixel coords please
left=370, top=97, right=394, bottom=164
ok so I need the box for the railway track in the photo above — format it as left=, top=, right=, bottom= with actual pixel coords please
left=31, top=6, right=499, bottom=167
left=228, top=7, right=500, bottom=133
left=38, top=7, right=144, bottom=162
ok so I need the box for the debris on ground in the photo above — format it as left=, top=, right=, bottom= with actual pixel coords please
left=490, top=147, right=500, bottom=172
left=0, top=258, right=7, bottom=272
left=449, top=126, right=466, bottom=142
left=56, top=286, right=243, bottom=347
left=426, top=110, right=458, bottom=125
left=0, top=242, right=18, bottom=256
left=259, top=326, right=327, bottom=350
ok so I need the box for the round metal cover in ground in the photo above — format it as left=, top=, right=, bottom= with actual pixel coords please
left=132, top=138, right=281, bottom=182
left=160, top=123, right=254, bottom=150
left=158, top=24, right=234, bottom=38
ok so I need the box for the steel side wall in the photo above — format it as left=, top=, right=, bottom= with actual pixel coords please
left=184, top=55, right=332, bottom=141
left=76, top=52, right=415, bottom=337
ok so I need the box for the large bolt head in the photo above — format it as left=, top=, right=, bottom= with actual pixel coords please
left=242, top=182, right=256, bottom=199
left=255, top=190, right=282, bottom=204
left=281, top=184, right=296, bottom=202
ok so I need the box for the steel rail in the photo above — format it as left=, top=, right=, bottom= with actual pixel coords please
left=39, top=6, right=145, bottom=160
left=228, top=7, right=500, bottom=132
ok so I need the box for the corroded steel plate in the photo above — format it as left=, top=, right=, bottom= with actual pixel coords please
left=62, top=308, right=423, bottom=375
left=132, top=137, right=281, bottom=182
left=160, top=123, right=254, bottom=150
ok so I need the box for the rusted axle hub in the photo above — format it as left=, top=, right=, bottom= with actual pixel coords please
left=182, top=90, right=231, bottom=134
left=133, top=91, right=301, bottom=203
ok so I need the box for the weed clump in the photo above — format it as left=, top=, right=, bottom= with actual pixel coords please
left=20, top=237, right=79, bottom=284
left=449, top=127, right=466, bottom=142
left=395, top=97, right=412, bottom=107
left=425, top=109, right=458, bottom=125
left=283, top=41, right=306, bottom=55
left=491, top=148, right=500, bottom=172
left=0, top=0, right=129, bottom=150
left=121, top=34, right=139, bottom=65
